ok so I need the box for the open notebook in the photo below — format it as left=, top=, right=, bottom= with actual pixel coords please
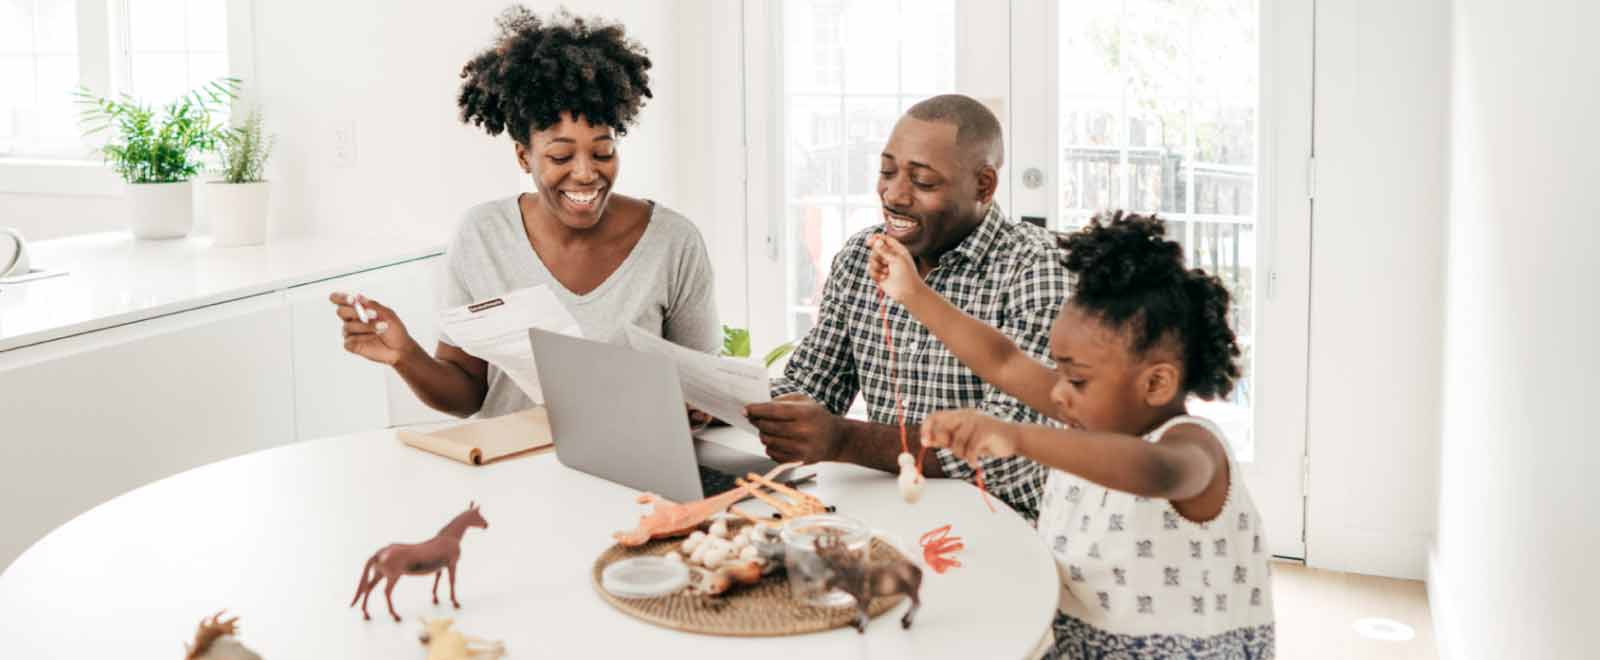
left=397, top=408, right=554, bottom=465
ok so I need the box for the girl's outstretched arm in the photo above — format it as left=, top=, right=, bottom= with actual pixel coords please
left=868, top=235, right=1061, bottom=417
left=922, top=409, right=1225, bottom=501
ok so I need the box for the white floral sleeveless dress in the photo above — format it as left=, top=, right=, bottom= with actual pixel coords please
left=1036, top=415, right=1276, bottom=659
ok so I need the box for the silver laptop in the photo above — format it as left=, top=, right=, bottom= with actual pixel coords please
left=528, top=327, right=787, bottom=502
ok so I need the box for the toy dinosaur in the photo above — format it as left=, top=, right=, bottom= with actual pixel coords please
left=613, top=462, right=800, bottom=546
left=351, top=502, right=489, bottom=622
left=184, top=611, right=261, bottom=660
left=419, top=618, right=505, bottom=660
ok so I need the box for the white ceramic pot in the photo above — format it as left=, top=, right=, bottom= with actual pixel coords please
left=126, top=180, right=194, bottom=239
left=205, top=181, right=271, bottom=247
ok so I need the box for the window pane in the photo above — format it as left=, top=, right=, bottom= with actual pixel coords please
left=185, top=0, right=227, bottom=52
left=843, top=97, right=895, bottom=198
left=187, top=51, right=226, bottom=88
left=897, top=2, right=955, bottom=94
left=786, top=95, right=843, bottom=199
left=0, top=0, right=35, bottom=55
left=129, top=0, right=187, bottom=52
left=0, top=55, right=34, bottom=107
left=784, top=0, right=841, bottom=93
left=131, top=52, right=188, bottom=104
left=33, top=0, right=76, bottom=53
left=33, top=52, right=76, bottom=140
left=778, top=0, right=955, bottom=342
left=839, top=0, right=899, bottom=94
left=1058, top=0, right=1259, bottom=459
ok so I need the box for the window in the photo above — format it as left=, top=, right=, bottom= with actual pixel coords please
left=778, top=0, right=956, bottom=339
left=0, top=0, right=233, bottom=161
left=124, top=0, right=229, bottom=110
left=0, top=0, right=81, bottom=157
left=1057, top=0, right=1259, bottom=454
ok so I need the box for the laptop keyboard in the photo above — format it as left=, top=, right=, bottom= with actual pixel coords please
left=698, top=465, right=743, bottom=496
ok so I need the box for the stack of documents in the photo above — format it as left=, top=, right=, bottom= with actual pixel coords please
left=439, top=285, right=581, bottom=403
left=619, top=325, right=771, bottom=434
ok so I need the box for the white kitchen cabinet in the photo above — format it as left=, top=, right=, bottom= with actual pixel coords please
left=283, top=254, right=451, bottom=442
left=0, top=292, right=296, bottom=568
left=284, top=255, right=453, bottom=442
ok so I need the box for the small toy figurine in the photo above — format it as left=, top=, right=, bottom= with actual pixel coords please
left=184, top=610, right=261, bottom=660
left=419, top=618, right=505, bottom=660
left=350, top=502, right=489, bottom=622
left=896, top=452, right=925, bottom=503
left=919, top=524, right=966, bottom=574
left=814, top=534, right=923, bottom=633
left=613, top=462, right=800, bottom=546
left=736, top=469, right=833, bottom=520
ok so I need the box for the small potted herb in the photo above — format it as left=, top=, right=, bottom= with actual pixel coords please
left=75, top=78, right=237, bottom=239
left=204, top=106, right=276, bottom=246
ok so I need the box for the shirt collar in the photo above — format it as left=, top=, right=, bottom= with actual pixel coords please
left=938, top=203, right=1008, bottom=270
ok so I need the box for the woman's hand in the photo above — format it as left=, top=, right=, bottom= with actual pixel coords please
left=867, top=235, right=925, bottom=303
left=921, top=409, right=1024, bottom=468
left=329, top=292, right=421, bottom=366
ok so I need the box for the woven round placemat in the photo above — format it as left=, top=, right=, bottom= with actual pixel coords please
left=592, top=523, right=908, bottom=637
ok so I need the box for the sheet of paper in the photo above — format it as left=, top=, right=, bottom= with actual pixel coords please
left=439, top=285, right=582, bottom=403
left=619, top=324, right=771, bottom=434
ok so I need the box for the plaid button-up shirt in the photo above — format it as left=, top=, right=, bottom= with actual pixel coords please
left=772, top=204, right=1070, bottom=520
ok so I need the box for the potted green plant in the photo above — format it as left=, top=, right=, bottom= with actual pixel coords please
left=204, top=106, right=275, bottom=246
left=75, top=78, right=237, bottom=239
left=721, top=325, right=795, bottom=373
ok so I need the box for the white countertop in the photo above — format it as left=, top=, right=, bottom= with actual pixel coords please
left=0, top=231, right=446, bottom=352
left=0, top=427, right=1058, bottom=658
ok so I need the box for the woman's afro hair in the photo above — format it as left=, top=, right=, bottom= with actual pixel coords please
left=457, top=6, right=652, bottom=144
left=1060, top=210, right=1242, bottom=400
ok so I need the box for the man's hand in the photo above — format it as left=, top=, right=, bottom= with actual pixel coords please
left=744, top=393, right=847, bottom=464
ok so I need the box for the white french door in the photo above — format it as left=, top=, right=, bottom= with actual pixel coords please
left=744, top=0, right=1311, bottom=558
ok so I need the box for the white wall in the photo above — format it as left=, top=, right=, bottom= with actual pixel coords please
left=248, top=0, right=681, bottom=244
left=1433, top=0, right=1598, bottom=656
left=0, top=194, right=125, bottom=241
left=1306, top=0, right=1450, bottom=579
left=669, top=0, right=748, bottom=331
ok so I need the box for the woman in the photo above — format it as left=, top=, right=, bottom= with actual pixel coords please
left=330, top=7, right=719, bottom=418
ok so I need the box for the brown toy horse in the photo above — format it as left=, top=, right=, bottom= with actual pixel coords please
left=351, top=502, right=489, bottom=622
left=815, top=534, right=923, bottom=633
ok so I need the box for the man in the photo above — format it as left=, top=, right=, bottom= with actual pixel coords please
left=744, top=94, right=1069, bottom=520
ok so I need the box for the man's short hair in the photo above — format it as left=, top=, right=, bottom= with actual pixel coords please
left=905, top=94, right=1005, bottom=170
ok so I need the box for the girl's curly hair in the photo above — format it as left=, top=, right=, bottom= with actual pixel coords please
left=1060, top=210, right=1242, bottom=400
left=457, top=7, right=652, bottom=144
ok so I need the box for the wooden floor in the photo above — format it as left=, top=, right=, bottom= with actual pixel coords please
left=1272, top=561, right=1438, bottom=660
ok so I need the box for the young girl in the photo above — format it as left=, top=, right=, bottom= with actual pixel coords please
left=868, top=212, right=1274, bottom=658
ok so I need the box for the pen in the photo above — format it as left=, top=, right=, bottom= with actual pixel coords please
left=349, top=293, right=371, bottom=324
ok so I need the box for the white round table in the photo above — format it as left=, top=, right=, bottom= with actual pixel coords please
left=0, top=428, right=1057, bottom=658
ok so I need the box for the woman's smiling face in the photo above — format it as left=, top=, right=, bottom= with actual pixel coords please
left=517, top=111, right=620, bottom=230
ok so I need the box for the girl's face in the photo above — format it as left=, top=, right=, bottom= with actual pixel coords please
left=516, top=112, right=620, bottom=230
left=1046, top=303, right=1183, bottom=435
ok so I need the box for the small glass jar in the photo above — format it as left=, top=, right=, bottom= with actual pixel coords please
left=780, top=513, right=871, bottom=607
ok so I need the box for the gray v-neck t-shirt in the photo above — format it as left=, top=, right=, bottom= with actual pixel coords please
left=438, top=195, right=720, bottom=418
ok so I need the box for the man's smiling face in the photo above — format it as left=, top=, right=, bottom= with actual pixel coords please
left=876, top=116, right=988, bottom=264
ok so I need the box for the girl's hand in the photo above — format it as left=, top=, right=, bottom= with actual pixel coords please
left=921, top=409, right=1023, bottom=468
left=867, top=234, right=923, bottom=303
left=329, top=292, right=421, bottom=366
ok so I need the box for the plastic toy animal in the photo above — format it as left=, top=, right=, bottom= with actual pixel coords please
left=419, top=618, right=505, bottom=660
left=351, top=502, right=489, bottom=622
left=184, top=610, right=261, bottom=660
left=614, top=462, right=800, bottom=546
left=814, top=534, right=923, bottom=633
